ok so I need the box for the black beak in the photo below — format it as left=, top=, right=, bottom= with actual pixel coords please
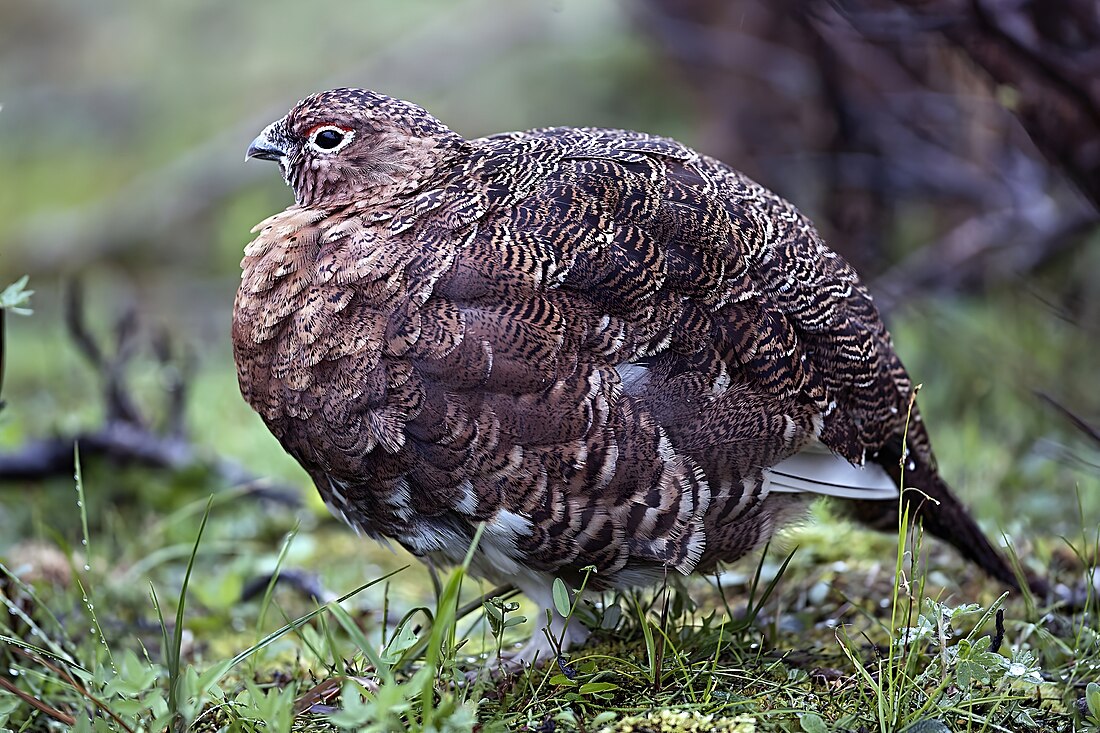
left=246, top=121, right=288, bottom=162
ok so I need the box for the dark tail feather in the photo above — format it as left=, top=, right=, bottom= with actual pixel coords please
left=845, top=442, right=1050, bottom=598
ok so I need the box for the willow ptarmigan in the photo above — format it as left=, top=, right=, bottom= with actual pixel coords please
left=236, top=88, right=1045, bottom=658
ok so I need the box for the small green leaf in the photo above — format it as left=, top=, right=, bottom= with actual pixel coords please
left=195, top=658, right=232, bottom=699
left=482, top=599, right=503, bottom=623
left=600, top=603, right=622, bottom=630
left=380, top=620, right=420, bottom=665
left=1085, top=681, right=1100, bottom=720
left=591, top=711, right=617, bottom=726
left=0, top=695, right=21, bottom=727
left=242, top=680, right=295, bottom=733
left=547, top=673, right=576, bottom=687
left=956, top=659, right=989, bottom=688
left=102, top=649, right=160, bottom=698
left=1013, top=708, right=1038, bottom=728
left=554, top=708, right=579, bottom=726
left=437, top=702, right=477, bottom=733
left=800, top=712, right=829, bottom=733
left=552, top=577, right=571, bottom=618
left=578, top=681, right=618, bottom=695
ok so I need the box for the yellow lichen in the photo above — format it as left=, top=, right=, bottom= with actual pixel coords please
left=599, top=708, right=756, bottom=733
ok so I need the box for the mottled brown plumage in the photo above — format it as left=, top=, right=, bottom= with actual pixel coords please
left=236, top=89, right=1044, bottom=654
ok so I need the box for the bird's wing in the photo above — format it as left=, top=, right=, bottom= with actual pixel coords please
left=381, top=128, right=913, bottom=575
left=452, top=127, right=918, bottom=457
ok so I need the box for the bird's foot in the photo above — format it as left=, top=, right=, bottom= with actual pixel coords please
left=463, top=618, right=590, bottom=684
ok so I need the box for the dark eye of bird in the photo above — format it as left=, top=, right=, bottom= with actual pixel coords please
left=314, top=129, right=344, bottom=150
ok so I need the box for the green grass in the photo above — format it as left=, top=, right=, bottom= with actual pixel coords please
left=1, top=288, right=1099, bottom=731
left=2, top=456, right=1097, bottom=731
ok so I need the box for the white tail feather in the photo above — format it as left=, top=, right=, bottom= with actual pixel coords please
left=764, top=448, right=898, bottom=500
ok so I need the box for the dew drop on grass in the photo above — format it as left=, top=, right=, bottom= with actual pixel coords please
left=83, top=564, right=91, bottom=571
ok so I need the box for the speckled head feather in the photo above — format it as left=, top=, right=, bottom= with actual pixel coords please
left=236, top=88, right=1048, bottom=657
left=248, top=88, right=466, bottom=208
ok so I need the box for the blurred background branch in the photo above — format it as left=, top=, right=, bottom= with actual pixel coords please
left=633, top=0, right=1099, bottom=297
left=0, top=281, right=301, bottom=506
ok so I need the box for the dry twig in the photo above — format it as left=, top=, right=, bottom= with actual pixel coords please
left=0, top=282, right=300, bottom=507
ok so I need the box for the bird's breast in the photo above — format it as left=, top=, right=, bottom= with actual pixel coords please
left=232, top=206, right=452, bottom=448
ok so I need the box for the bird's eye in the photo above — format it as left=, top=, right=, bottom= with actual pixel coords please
left=308, top=126, right=353, bottom=153
left=315, top=129, right=343, bottom=149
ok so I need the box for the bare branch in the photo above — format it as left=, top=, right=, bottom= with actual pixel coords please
left=1037, top=392, right=1100, bottom=449
left=3, top=287, right=301, bottom=508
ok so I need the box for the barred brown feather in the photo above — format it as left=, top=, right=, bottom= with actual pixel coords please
left=235, top=89, right=1046, bottom=630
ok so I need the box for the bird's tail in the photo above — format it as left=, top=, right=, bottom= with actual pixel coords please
left=845, top=437, right=1050, bottom=598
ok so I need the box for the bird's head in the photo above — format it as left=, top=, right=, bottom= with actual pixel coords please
left=246, top=88, right=466, bottom=208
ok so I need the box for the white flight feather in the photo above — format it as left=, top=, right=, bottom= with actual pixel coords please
left=764, top=441, right=898, bottom=500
